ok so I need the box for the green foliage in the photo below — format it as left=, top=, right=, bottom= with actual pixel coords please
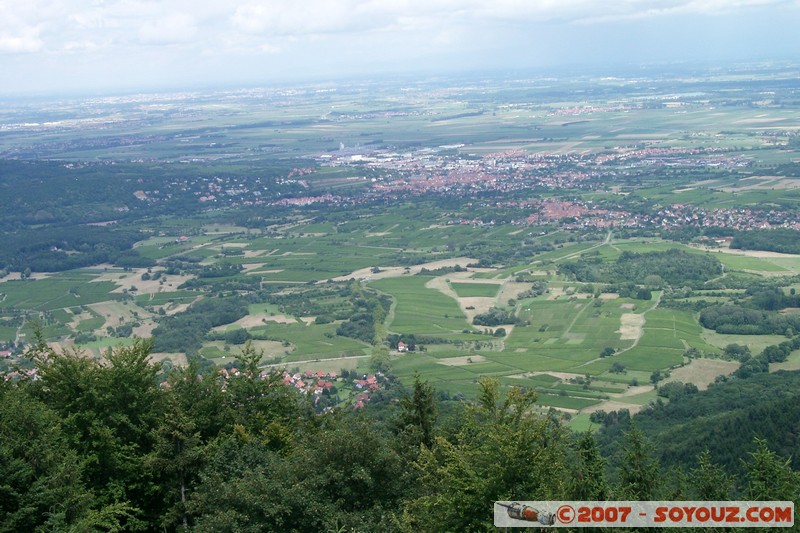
left=5, top=332, right=800, bottom=531
left=152, top=296, right=248, bottom=353
left=599, top=370, right=800, bottom=480
left=0, top=385, right=94, bottom=532
left=336, top=288, right=392, bottom=344
left=20, top=336, right=165, bottom=529
left=731, top=228, right=800, bottom=255
left=472, top=307, right=516, bottom=326
left=744, top=438, right=800, bottom=501
left=559, top=250, right=722, bottom=288
left=690, top=450, right=732, bottom=500
left=398, top=373, right=438, bottom=449
left=401, top=379, right=571, bottom=532
left=656, top=381, right=699, bottom=402
left=617, top=424, right=660, bottom=499
left=224, top=327, right=250, bottom=345
left=700, top=304, right=800, bottom=335
left=189, top=415, right=406, bottom=532
left=0, top=223, right=152, bottom=273
left=571, top=431, right=609, bottom=500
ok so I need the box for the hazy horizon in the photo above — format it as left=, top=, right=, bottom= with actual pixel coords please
left=2, top=0, right=799, bottom=97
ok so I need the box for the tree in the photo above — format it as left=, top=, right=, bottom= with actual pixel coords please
left=571, top=431, right=609, bottom=500
left=723, top=343, right=751, bottom=361
left=690, top=449, right=732, bottom=500
left=224, top=328, right=250, bottom=345
left=650, top=369, right=664, bottom=386
left=189, top=436, right=326, bottom=532
left=617, top=423, right=659, bottom=499
left=0, top=384, right=94, bottom=531
left=151, top=361, right=228, bottom=530
left=402, top=379, right=571, bottom=531
left=397, top=373, right=438, bottom=449
left=26, top=335, right=165, bottom=529
left=369, top=346, right=391, bottom=374
left=610, top=362, right=626, bottom=374
left=744, top=438, right=799, bottom=501
left=224, top=342, right=307, bottom=447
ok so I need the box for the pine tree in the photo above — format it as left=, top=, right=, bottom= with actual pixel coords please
left=398, top=372, right=438, bottom=449
left=617, top=423, right=660, bottom=499
left=744, top=437, right=799, bottom=501
left=571, top=431, right=609, bottom=500
left=690, top=449, right=732, bottom=500
left=402, top=379, right=571, bottom=532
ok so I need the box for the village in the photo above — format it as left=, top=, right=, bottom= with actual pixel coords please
left=217, top=365, right=389, bottom=411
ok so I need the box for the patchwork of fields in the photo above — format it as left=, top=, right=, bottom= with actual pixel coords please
left=3, top=217, right=800, bottom=419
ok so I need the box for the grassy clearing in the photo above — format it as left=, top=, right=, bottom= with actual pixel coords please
left=568, top=413, right=596, bottom=433
left=712, top=253, right=789, bottom=272
left=135, top=291, right=199, bottom=306
left=76, top=315, right=105, bottom=332
left=449, top=282, right=501, bottom=298
left=0, top=278, right=120, bottom=311
left=661, top=358, right=739, bottom=389
left=616, top=389, right=659, bottom=406
left=769, top=349, right=800, bottom=372
left=371, top=276, right=474, bottom=339
left=702, top=330, right=790, bottom=354
left=249, top=321, right=370, bottom=361
left=76, top=337, right=137, bottom=357
left=535, top=394, right=601, bottom=410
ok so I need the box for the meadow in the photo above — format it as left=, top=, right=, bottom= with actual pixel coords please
left=4, top=215, right=796, bottom=414
left=3, top=70, right=800, bottom=417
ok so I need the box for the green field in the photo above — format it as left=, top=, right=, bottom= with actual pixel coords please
left=249, top=322, right=370, bottom=361
left=449, top=282, right=501, bottom=298
left=0, top=278, right=120, bottom=311
left=4, top=72, right=800, bottom=415
left=371, top=276, right=474, bottom=339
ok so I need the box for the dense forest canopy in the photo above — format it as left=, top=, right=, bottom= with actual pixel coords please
left=731, top=228, right=800, bottom=255
left=558, top=250, right=723, bottom=289
left=2, top=338, right=800, bottom=531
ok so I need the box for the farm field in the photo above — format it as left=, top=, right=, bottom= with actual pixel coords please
left=3, top=68, right=800, bottom=420
left=4, top=220, right=796, bottom=414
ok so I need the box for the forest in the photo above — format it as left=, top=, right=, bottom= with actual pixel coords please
left=699, top=305, right=800, bottom=336
left=731, top=228, right=800, bottom=255
left=2, top=337, right=799, bottom=532
left=557, top=250, right=723, bottom=289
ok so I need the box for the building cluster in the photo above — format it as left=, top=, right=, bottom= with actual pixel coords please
left=511, top=200, right=800, bottom=231
left=215, top=366, right=386, bottom=410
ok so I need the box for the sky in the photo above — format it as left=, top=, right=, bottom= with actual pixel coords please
left=1, top=0, right=799, bottom=96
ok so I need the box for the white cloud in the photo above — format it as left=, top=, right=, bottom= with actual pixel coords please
left=2, top=0, right=796, bottom=53
left=138, top=13, right=197, bottom=44
left=0, top=27, right=44, bottom=53
left=63, top=40, right=99, bottom=51
left=0, top=0, right=797, bottom=93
